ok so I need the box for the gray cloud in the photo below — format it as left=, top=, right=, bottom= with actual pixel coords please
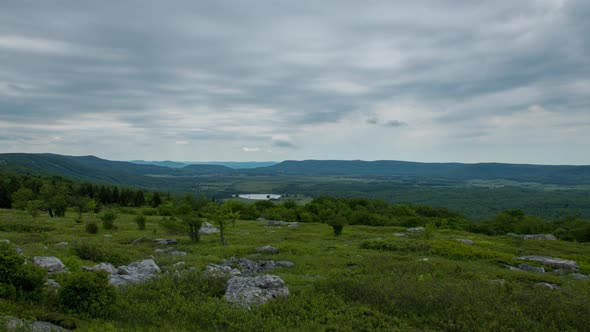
left=0, top=1, right=588, bottom=163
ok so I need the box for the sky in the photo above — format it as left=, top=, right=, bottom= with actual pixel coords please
left=0, top=0, right=589, bottom=164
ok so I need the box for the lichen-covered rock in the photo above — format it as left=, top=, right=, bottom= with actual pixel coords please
left=455, top=239, right=474, bottom=245
left=256, top=245, right=279, bottom=254
left=109, top=259, right=161, bottom=286
left=523, top=234, right=557, bottom=240
left=199, top=222, right=220, bottom=235
left=32, top=256, right=66, bottom=273
left=83, top=262, right=116, bottom=274
left=535, top=282, right=562, bottom=291
left=518, top=264, right=545, bottom=273
left=518, top=256, right=578, bottom=271
left=2, top=316, right=70, bottom=331
left=225, top=274, right=289, bottom=307
left=154, top=238, right=177, bottom=245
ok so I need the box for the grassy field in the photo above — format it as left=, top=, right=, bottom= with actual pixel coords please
left=1, top=208, right=590, bottom=331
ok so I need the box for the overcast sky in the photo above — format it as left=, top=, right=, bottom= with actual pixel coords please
left=0, top=1, right=589, bottom=164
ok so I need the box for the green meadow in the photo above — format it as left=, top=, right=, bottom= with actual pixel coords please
left=1, top=207, right=590, bottom=331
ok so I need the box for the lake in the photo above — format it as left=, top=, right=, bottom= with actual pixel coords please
left=238, top=194, right=281, bottom=200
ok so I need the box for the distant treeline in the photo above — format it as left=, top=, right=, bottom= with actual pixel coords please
left=2, top=171, right=589, bottom=242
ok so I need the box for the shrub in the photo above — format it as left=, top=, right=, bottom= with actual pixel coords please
left=59, top=271, right=119, bottom=318
left=0, top=242, right=46, bottom=300
left=100, top=210, right=117, bottom=230
left=361, top=239, right=431, bottom=253
left=135, top=214, right=147, bottom=230
left=71, top=242, right=128, bottom=265
left=85, top=221, right=99, bottom=234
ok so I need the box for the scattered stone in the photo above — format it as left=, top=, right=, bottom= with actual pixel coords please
left=104, top=234, right=112, bottom=238
left=455, top=238, right=474, bottom=245
left=173, top=261, right=185, bottom=267
left=256, top=245, right=279, bottom=254
left=32, top=256, right=66, bottom=273
left=154, top=238, right=177, bottom=245
left=154, top=247, right=174, bottom=253
left=170, top=251, right=187, bottom=256
left=225, top=274, right=289, bottom=308
left=518, top=264, right=545, bottom=273
left=393, top=233, right=406, bottom=237
left=535, top=282, right=562, bottom=291
left=109, top=259, right=161, bottom=286
left=2, top=316, right=70, bottom=331
left=568, top=273, right=590, bottom=281
left=130, top=238, right=145, bottom=245
left=507, top=233, right=522, bottom=238
left=407, top=227, right=425, bottom=233
left=489, top=279, right=505, bottom=285
left=418, top=258, right=429, bottom=261
left=199, top=222, right=220, bottom=235
left=504, top=264, right=521, bottom=271
left=0, top=239, right=9, bottom=243
left=287, top=223, right=299, bottom=228
left=55, top=242, right=68, bottom=247
left=266, top=219, right=297, bottom=226
left=44, top=279, right=60, bottom=289
left=256, top=217, right=267, bottom=222
left=207, top=264, right=242, bottom=276
left=83, top=262, right=116, bottom=274
left=14, top=248, right=23, bottom=255
left=518, top=256, right=578, bottom=271
left=523, top=234, right=557, bottom=241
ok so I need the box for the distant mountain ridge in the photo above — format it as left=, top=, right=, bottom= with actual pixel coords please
left=1, top=153, right=589, bottom=186
left=130, top=160, right=278, bottom=169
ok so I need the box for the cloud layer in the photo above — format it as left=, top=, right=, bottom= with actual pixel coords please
left=0, top=0, right=589, bottom=163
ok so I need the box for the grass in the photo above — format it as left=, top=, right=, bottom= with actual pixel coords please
left=1, top=207, right=590, bottom=331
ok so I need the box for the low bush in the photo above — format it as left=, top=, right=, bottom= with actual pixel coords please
left=135, top=214, right=146, bottom=230
left=0, top=220, right=54, bottom=233
left=100, top=210, right=117, bottom=230
left=58, top=271, right=119, bottom=318
left=71, top=242, right=128, bottom=265
left=361, top=239, right=431, bottom=253
left=85, top=221, right=99, bottom=234
left=0, top=242, right=46, bottom=300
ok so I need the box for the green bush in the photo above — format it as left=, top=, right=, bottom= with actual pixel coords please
left=85, top=221, right=99, bottom=234
left=361, top=239, right=431, bottom=253
left=0, top=242, right=46, bottom=300
left=58, top=271, right=119, bottom=318
left=71, top=242, right=128, bottom=265
left=135, top=214, right=147, bottom=230
left=0, top=220, right=54, bottom=233
left=100, top=210, right=117, bottom=230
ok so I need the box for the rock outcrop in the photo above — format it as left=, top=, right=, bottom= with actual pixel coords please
left=199, top=222, right=220, bottom=235
left=225, top=274, right=289, bottom=308
left=523, top=234, right=557, bottom=240
left=256, top=245, right=279, bottom=254
left=32, top=256, right=66, bottom=273
left=518, top=256, right=578, bottom=271
left=106, top=259, right=161, bottom=286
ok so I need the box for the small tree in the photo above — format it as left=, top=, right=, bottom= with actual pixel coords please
left=135, top=213, right=147, bottom=230
left=100, top=210, right=117, bottom=230
left=174, top=203, right=203, bottom=243
left=204, top=202, right=240, bottom=246
left=11, top=188, right=42, bottom=218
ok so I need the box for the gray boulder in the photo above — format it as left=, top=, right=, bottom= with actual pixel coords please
left=170, top=251, right=187, bottom=256
left=55, top=242, right=68, bottom=247
left=82, top=262, right=116, bottom=274
left=199, top=222, right=220, bottom=235
left=393, top=233, right=406, bottom=237
left=256, top=245, right=279, bottom=254
left=407, top=227, right=425, bottom=233
left=32, top=256, right=66, bottom=273
left=455, top=239, right=474, bottom=245
left=523, top=234, right=557, bottom=240
left=518, top=264, right=545, bottom=273
left=154, top=238, right=177, bottom=245
left=109, top=259, right=161, bottom=286
left=225, top=274, right=289, bottom=307
left=519, top=256, right=578, bottom=271
left=535, top=282, right=562, bottom=291
left=266, top=220, right=295, bottom=226
left=2, top=316, right=70, bottom=331
left=568, top=273, right=589, bottom=281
